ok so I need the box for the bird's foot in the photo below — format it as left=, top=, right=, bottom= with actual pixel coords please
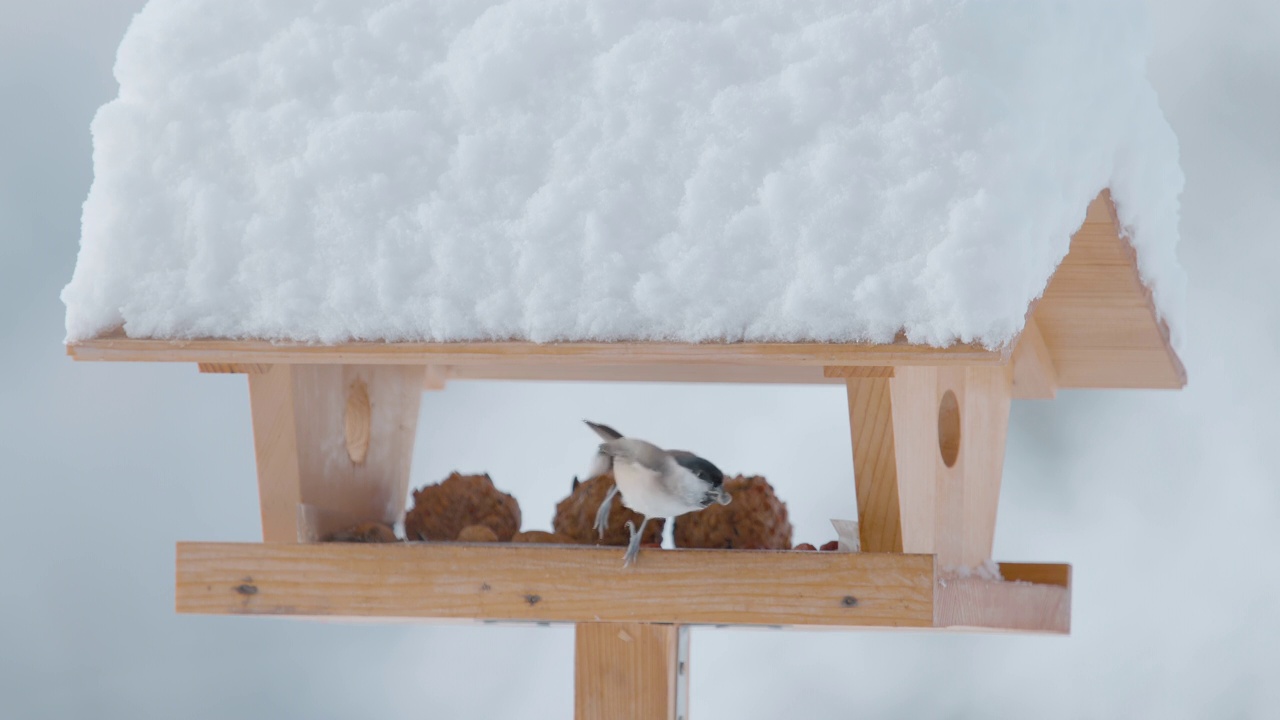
left=622, top=521, right=640, bottom=568
left=594, top=485, right=618, bottom=540
left=594, top=505, right=610, bottom=539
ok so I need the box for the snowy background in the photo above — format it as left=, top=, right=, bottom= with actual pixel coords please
left=2, top=0, right=1278, bottom=718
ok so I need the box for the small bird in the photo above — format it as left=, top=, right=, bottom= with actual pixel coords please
left=583, top=420, right=732, bottom=567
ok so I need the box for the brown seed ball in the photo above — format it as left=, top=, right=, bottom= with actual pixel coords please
left=553, top=473, right=664, bottom=546
left=456, top=524, right=499, bottom=543
left=324, top=521, right=399, bottom=543
left=673, top=475, right=792, bottom=550
left=820, top=540, right=840, bottom=551
left=511, top=530, right=575, bottom=544
left=793, top=543, right=817, bottom=551
left=404, top=472, right=521, bottom=542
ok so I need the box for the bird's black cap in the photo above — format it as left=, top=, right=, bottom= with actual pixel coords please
left=673, top=453, right=725, bottom=488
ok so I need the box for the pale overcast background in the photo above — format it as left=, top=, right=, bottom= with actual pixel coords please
left=2, top=1, right=1278, bottom=718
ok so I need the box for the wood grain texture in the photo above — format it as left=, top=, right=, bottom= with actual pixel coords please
left=1033, top=191, right=1185, bottom=389
left=247, top=365, right=424, bottom=542
left=576, top=624, right=684, bottom=720
left=67, top=330, right=1005, bottom=369
left=845, top=377, right=904, bottom=553
left=1010, top=315, right=1057, bottom=399
left=175, top=543, right=935, bottom=628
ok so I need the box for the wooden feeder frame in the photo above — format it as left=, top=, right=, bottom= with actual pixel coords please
left=68, top=191, right=1183, bottom=720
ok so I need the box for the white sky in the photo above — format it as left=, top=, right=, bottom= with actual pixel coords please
left=1, top=1, right=1277, bottom=718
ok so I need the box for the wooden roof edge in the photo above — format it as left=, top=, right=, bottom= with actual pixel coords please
left=65, top=327, right=1008, bottom=368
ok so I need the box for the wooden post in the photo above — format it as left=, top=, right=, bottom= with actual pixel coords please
left=844, top=365, right=1012, bottom=568
left=247, top=364, right=425, bottom=542
left=575, top=623, right=688, bottom=720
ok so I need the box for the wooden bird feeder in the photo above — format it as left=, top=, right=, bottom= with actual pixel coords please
left=68, top=190, right=1182, bottom=719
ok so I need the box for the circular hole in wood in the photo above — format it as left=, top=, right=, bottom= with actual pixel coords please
left=937, top=390, right=961, bottom=467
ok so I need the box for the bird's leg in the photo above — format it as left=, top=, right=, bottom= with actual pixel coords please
left=594, top=484, right=620, bottom=539
left=623, top=517, right=650, bottom=568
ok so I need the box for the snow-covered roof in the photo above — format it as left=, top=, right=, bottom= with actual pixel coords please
left=62, top=0, right=1185, bottom=349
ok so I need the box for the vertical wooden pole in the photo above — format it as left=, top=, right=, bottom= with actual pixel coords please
left=844, top=364, right=1012, bottom=568
left=247, top=364, right=425, bottom=542
left=575, top=623, right=687, bottom=720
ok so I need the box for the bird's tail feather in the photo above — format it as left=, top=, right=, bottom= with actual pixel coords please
left=583, top=420, right=623, bottom=441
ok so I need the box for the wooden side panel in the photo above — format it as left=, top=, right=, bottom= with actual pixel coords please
left=576, top=624, right=683, bottom=720
left=247, top=365, right=424, bottom=542
left=175, top=543, right=935, bottom=628
left=1034, top=191, right=1185, bottom=389
left=848, top=366, right=1011, bottom=568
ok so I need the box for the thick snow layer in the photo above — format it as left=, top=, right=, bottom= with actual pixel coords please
left=63, top=0, right=1186, bottom=347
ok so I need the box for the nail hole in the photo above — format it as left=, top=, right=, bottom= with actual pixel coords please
left=937, top=390, right=960, bottom=467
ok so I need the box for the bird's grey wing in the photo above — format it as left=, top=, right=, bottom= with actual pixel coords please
left=584, top=420, right=624, bottom=441
left=599, top=437, right=669, bottom=473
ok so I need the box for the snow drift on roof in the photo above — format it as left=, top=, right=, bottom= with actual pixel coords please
left=62, top=0, right=1185, bottom=348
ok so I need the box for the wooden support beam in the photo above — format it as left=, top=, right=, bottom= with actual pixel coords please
left=174, top=543, right=1070, bottom=633
left=845, top=377, right=903, bottom=553
left=247, top=364, right=425, bottom=542
left=176, top=543, right=935, bottom=628
left=576, top=624, right=686, bottom=720
left=846, top=366, right=1012, bottom=568
left=445, top=363, right=842, bottom=385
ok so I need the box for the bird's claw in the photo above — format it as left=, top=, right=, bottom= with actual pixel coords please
left=621, top=519, right=643, bottom=568
left=594, top=485, right=618, bottom=540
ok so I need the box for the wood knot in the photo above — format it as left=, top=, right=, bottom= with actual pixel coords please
left=841, top=595, right=858, bottom=607
left=235, top=584, right=258, bottom=596
left=524, top=594, right=541, bottom=606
